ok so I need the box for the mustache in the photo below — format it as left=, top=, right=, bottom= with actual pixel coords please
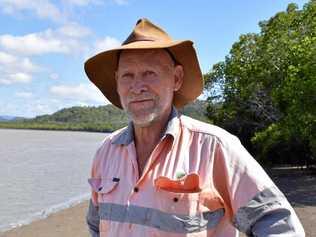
left=127, top=93, right=156, bottom=103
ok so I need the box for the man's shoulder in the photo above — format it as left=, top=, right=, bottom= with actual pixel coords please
left=90, top=127, right=129, bottom=176
left=99, top=126, right=128, bottom=147
left=93, top=126, right=128, bottom=159
left=179, top=115, right=240, bottom=146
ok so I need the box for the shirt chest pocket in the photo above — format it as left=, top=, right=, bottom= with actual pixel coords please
left=155, top=187, right=202, bottom=216
left=154, top=173, right=204, bottom=215
left=88, top=177, right=119, bottom=203
left=152, top=174, right=225, bottom=235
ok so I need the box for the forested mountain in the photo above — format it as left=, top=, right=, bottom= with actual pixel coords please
left=0, top=100, right=209, bottom=132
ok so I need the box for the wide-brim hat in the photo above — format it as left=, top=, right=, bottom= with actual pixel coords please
left=84, top=18, right=203, bottom=109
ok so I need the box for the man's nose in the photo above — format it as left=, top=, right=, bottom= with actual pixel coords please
left=130, top=76, right=147, bottom=94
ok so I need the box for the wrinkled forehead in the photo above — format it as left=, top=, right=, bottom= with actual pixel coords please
left=117, top=48, right=175, bottom=70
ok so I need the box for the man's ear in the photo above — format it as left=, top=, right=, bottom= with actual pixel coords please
left=174, top=65, right=184, bottom=91
left=115, top=71, right=120, bottom=92
left=115, top=71, right=119, bottom=86
left=115, top=71, right=118, bottom=81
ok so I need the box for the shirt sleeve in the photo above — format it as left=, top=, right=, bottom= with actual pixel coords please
left=86, top=199, right=100, bottom=237
left=86, top=152, right=101, bottom=236
left=213, top=135, right=305, bottom=236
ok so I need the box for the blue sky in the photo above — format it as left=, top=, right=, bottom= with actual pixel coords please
left=0, top=0, right=309, bottom=117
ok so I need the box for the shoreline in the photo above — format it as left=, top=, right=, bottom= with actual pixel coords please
left=0, top=193, right=90, bottom=234
left=1, top=201, right=90, bottom=237
left=0, top=127, right=112, bottom=134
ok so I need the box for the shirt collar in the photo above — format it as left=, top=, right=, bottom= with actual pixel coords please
left=112, top=106, right=179, bottom=145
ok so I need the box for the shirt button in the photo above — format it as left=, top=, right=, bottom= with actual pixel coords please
left=173, top=197, right=179, bottom=202
left=134, top=187, right=139, bottom=193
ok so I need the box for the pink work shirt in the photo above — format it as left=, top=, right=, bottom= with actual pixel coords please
left=88, top=109, right=304, bottom=236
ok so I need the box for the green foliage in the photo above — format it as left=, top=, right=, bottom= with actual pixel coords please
left=179, top=100, right=211, bottom=123
left=32, top=105, right=129, bottom=131
left=205, top=0, right=316, bottom=165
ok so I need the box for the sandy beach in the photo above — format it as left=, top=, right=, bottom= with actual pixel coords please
left=0, top=201, right=90, bottom=237
left=1, top=167, right=315, bottom=237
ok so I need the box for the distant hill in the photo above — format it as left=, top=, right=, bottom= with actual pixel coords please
left=32, top=104, right=129, bottom=131
left=179, top=100, right=210, bottom=123
left=0, top=100, right=210, bottom=132
left=0, top=115, right=25, bottom=121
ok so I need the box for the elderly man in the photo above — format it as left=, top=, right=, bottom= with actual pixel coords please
left=84, top=19, right=304, bottom=237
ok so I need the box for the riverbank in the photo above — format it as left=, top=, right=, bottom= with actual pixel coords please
left=0, top=201, right=90, bottom=237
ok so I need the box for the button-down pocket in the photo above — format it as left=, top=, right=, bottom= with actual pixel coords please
left=154, top=176, right=202, bottom=217
left=156, top=188, right=202, bottom=222
left=154, top=174, right=225, bottom=218
left=88, top=177, right=119, bottom=202
left=88, top=177, right=120, bottom=234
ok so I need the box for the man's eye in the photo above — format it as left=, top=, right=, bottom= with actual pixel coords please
left=144, top=71, right=156, bottom=77
left=122, top=73, right=133, bottom=78
left=120, top=73, right=133, bottom=81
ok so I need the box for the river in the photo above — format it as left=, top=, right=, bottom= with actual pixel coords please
left=0, top=128, right=107, bottom=232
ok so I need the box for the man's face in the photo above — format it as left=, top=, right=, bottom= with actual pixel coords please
left=116, top=49, right=183, bottom=127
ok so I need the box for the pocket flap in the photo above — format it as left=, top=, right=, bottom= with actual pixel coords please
left=88, top=178, right=119, bottom=194
left=154, top=173, right=201, bottom=193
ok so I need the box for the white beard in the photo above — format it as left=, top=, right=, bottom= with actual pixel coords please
left=126, top=109, right=159, bottom=127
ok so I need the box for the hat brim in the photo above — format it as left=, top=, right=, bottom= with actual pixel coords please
left=84, top=40, right=203, bottom=109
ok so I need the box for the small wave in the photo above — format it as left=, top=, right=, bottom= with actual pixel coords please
left=0, top=192, right=90, bottom=233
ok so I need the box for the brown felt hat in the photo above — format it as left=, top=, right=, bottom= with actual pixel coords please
left=84, top=18, right=203, bottom=109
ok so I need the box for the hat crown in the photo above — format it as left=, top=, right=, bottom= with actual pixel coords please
left=122, top=18, right=172, bottom=45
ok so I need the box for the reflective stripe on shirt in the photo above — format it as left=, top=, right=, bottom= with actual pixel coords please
left=233, top=186, right=290, bottom=233
left=98, top=202, right=225, bottom=233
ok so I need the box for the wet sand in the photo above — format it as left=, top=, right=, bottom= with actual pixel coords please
left=0, top=202, right=90, bottom=237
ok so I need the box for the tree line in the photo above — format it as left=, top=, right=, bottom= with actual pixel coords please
left=204, top=1, right=315, bottom=166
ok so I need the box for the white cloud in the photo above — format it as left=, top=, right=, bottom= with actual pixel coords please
left=0, top=31, right=70, bottom=55
left=9, top=72, right=32, bottom=83
left=64, top=0, right=124, bottom=7
left=0, top=32, right=65, bottom=55
left=94, top=36, right=121, bottom=54
left=0, top=0, right=126, bottom=25
left=0, top=51, right=39, bottom=84
left=0, top=50, right=15, bottom=63
left=0, top=25, right=91, bottom=56
left=49, top=73, right=59, bottom=80
left=65, top=0, right=97, bottom=6
left=50, top=83, right=107, bottom=103
left=50, top=99, right=61, bottom=103
left=0, top=79, right=11, bottom=84
left=0, top=51, right=39, bottom=72
left=57, top=22, right=91, bottom=38
left=15, top=91, right=33, bottom=98
left=0, top=72, right=32, bottom=84
left=113, top=0, right=128, bottom=5
left=84, top=36, right=121, bottom=61
left=25, top=99, right=63, bottom=117
left=0, top=0, right=64, bottom=22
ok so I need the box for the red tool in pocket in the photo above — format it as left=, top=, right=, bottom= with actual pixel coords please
left=154, top=173, right=202, bottom=193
